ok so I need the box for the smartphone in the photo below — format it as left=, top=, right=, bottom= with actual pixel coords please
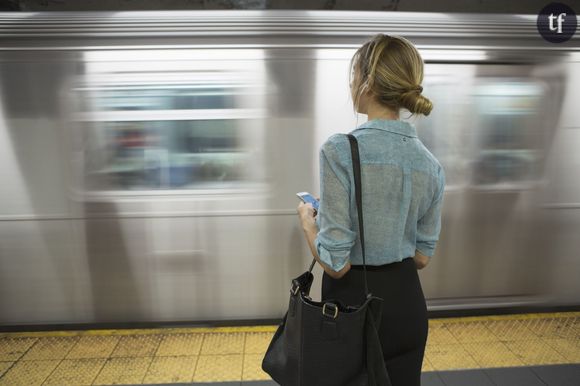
left=296, top=191, right=319, bottom=212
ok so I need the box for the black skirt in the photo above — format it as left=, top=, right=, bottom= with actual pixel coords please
left=321, top=257, right=428, bottom=386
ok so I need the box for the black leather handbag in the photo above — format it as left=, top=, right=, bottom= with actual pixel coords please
left=262, top=134, right=391, bottom=386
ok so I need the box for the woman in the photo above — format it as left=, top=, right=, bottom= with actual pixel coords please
left=297, top=34, right=445, bottom=386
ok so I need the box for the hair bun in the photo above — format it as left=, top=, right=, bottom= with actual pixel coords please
left=399, top=88, right=433, bottom=116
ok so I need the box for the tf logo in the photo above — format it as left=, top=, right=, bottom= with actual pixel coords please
left=537, top=2, right=577, bottom=43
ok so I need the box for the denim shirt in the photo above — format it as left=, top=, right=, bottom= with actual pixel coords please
left=314, top=119, right=445, bottom=272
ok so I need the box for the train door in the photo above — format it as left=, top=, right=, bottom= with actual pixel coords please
left=70, top=49, right=270, bottom=322
left=415, top=61, right=564, bottom=310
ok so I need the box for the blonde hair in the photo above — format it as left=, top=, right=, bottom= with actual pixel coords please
left=349, top=34, right=433, bottom=116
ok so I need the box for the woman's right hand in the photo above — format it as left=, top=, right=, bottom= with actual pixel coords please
left=413, top=250, right=430, bottom=269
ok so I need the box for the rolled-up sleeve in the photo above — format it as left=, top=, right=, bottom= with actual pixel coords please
left=314, top=139, right=356, bottom=272
left=416, top=166, right=445, bottom=257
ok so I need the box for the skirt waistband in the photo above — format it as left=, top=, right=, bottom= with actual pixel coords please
left=350, top=257, right=414, bottom=271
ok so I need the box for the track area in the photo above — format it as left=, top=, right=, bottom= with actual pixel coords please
left=0, top=312, right=578, bottom=385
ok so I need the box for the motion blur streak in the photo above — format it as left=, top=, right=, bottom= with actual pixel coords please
left=0, top=10, right=578, bottom=326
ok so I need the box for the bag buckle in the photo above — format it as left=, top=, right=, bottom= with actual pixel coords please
left=290, top=283, right=300, bottom=295
left=322, top=303, right=339, bottom=319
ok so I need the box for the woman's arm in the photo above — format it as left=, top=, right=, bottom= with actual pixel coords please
left=298, top=202, right=351, bottom=279
left=416, top=166, right=445, bottom=261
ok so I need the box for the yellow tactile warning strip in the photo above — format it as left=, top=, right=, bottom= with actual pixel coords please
left=0, top=312, right=578, bottom=385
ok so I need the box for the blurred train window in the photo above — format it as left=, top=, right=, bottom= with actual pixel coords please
left=85, top=119, right=251, bottom=190
left=413, top=77, right=470, bottom=189
left=76, top=75, right=265, bottom=192
left=413, top=67, right=546, bottom=191
left=73, top=50, right=267, bottom=194
left=91, top=86, right=236, bottom=111
left=471, top=81, right=544, bottom=187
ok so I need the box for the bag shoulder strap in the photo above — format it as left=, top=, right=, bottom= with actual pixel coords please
left=347, top=134, right=371, bottom=298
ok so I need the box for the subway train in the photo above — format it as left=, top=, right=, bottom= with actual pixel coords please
left=0, top=10, right=579, bottom=327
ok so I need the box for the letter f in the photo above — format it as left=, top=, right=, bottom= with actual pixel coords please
left=557, top=13, right=567, bottom=33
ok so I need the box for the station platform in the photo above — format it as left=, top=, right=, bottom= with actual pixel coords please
left=0, top=312, right=578, bottom=386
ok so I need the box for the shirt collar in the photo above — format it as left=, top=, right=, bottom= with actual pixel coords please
left=353, top=118, right=418, bottom=138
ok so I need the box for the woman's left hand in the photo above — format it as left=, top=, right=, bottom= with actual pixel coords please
left=297, top=202, right=317, bottom=228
